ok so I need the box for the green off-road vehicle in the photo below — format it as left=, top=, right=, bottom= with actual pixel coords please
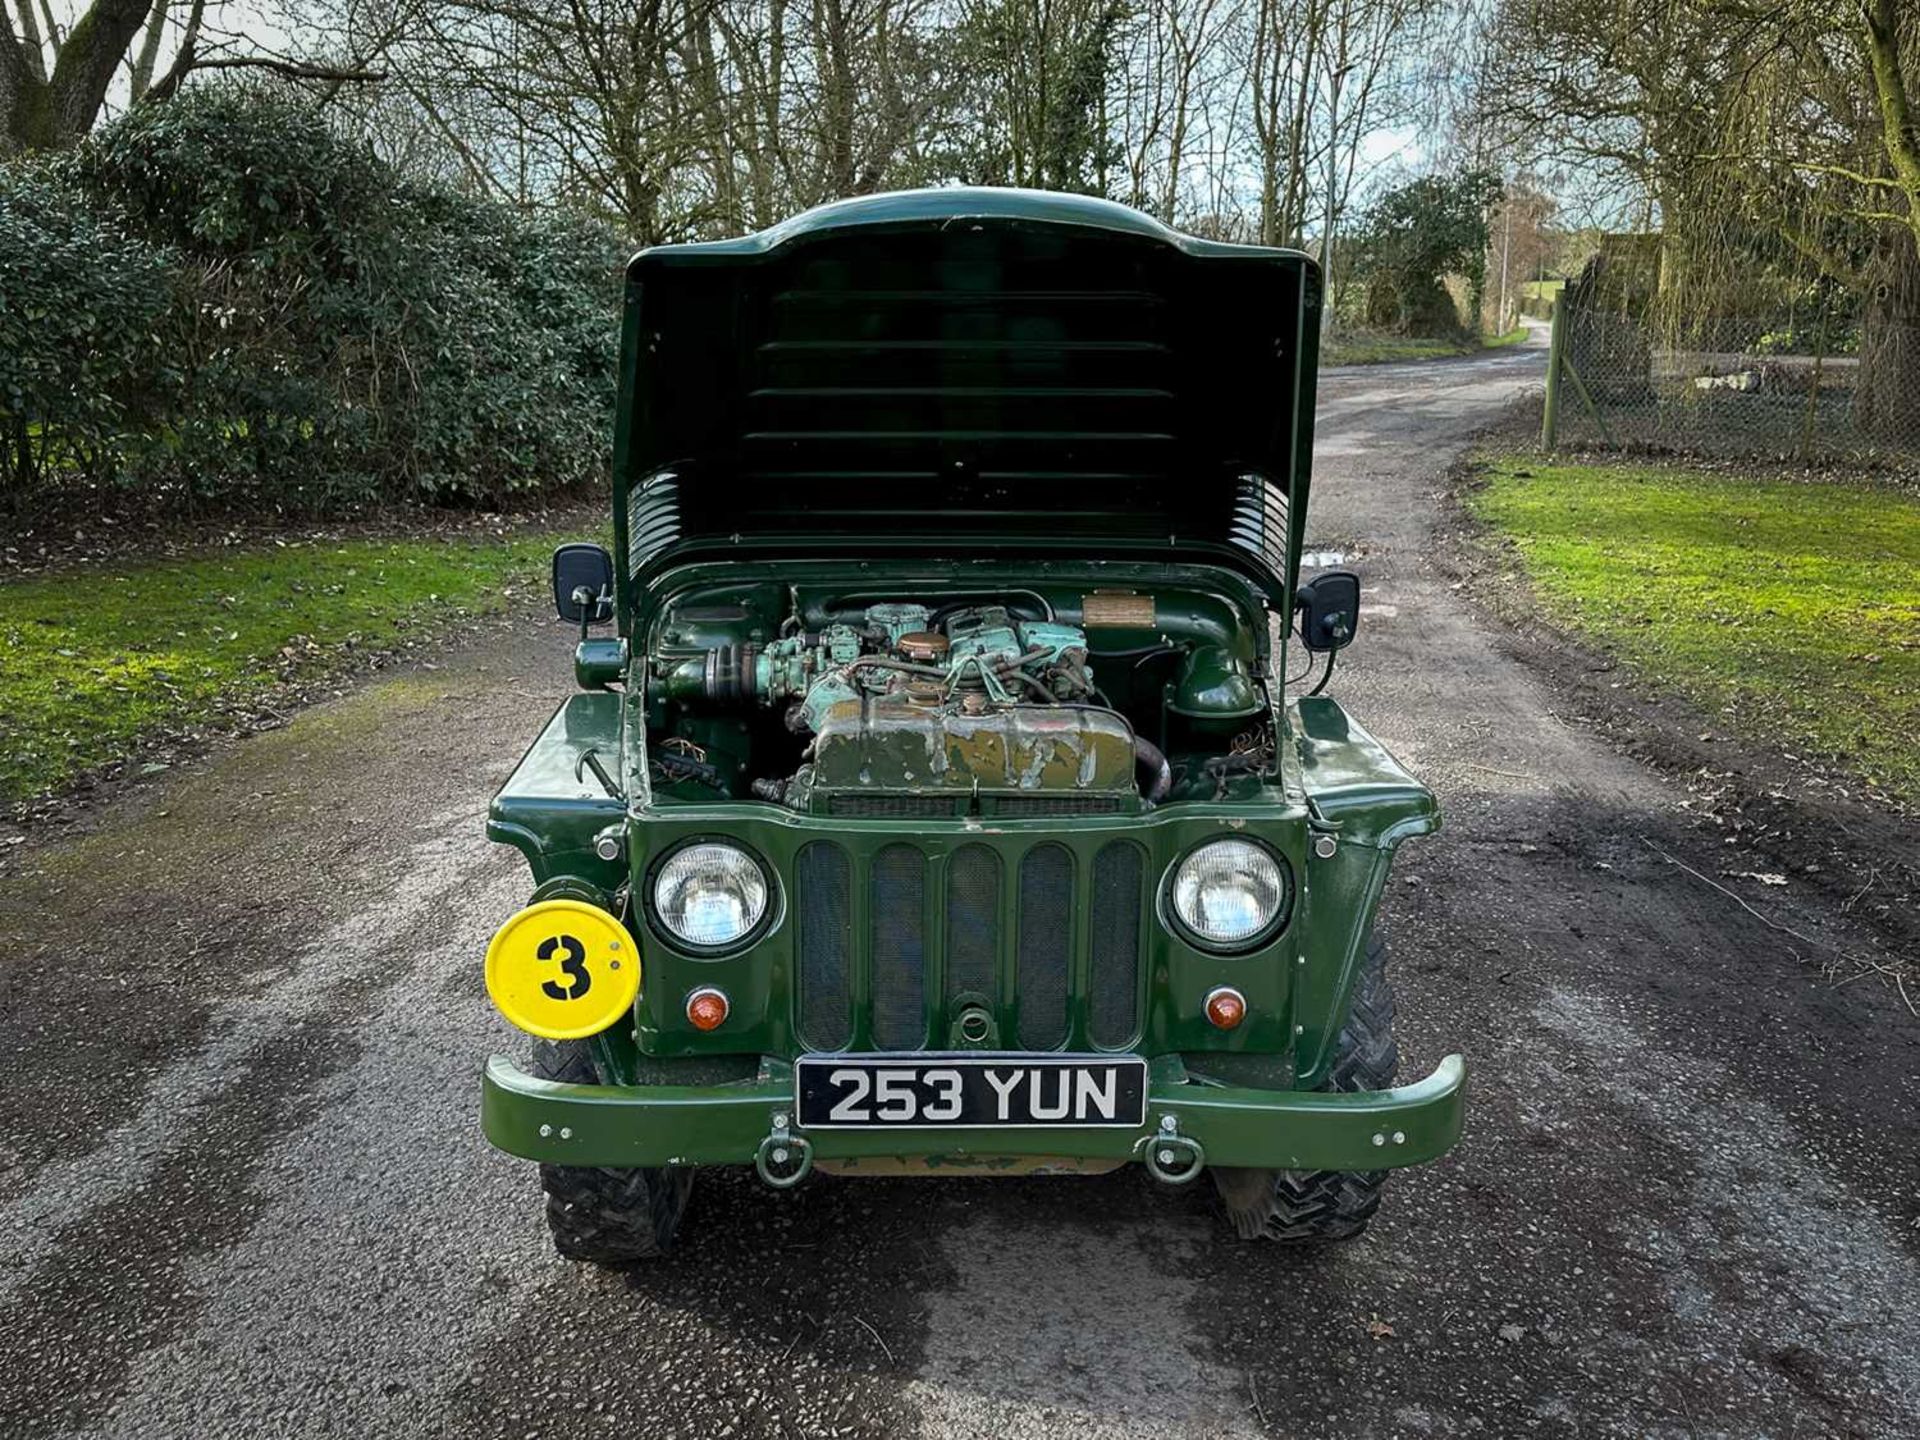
left=480, top=189, right=1466, bottom=1262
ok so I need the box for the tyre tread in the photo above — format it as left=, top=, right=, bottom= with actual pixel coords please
left=529, top=1041, right=693, bottom=1264
left=1215, top=933, right=1399, bottom=1244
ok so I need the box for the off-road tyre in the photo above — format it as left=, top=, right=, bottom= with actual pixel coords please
left=1212, top=933, right=1398, bottom=1243
left=530, top=1040, right=695, bottom=1264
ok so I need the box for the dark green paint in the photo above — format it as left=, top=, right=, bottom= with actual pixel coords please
left=481, top=1051, right=1467, bottom=1172
left=573, top=637, right=629, bottom=690
left=615, top=187, right=1317, bottom=613
left=488, top=682, right=1437, bottom=1093
left=484, top=191, right=1459, bottom=1184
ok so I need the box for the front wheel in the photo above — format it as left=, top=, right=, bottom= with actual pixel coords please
left=1211, top=933, right=1398, bottom=1243
left=530, top=1040, right=695, bottom=1263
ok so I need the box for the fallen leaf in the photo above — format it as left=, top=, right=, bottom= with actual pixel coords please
left=1366, top=1316, right=1396, bottom=1341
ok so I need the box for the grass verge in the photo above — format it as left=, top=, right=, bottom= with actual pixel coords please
left=1324, top=333, right=1469, bottom=366
left=1, top=527, right=568, bottom=805
left=1468, top=456, right=1919, bottom=807
left=1325, top=327, right=1533, bottom=366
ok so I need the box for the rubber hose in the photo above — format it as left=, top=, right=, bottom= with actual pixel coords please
left=1133, top=734, right=1173, bottom=804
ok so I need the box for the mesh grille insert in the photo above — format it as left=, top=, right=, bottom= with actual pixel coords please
left=1016, top=845, right=1074, bottom=1049
left=992, top=795, right=1126, bottom=818
left=946, top=846, right=1000, bottom=1005
left=826, top=794, right=962, bottom=818
left=796, top=843, right=852, bottom=1050
left=870, top=844, right=928, bottom=1048
left=1088, top=843, right=1144, bottom=1047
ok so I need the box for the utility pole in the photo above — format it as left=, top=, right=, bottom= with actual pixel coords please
left=1498, top=198, right=1513, bottom=333
left=1322, top=68, right=1342, bottom=337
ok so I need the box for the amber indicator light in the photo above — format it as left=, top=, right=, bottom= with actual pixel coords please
left=1204, top=987, right=1247, bottom=1030
left=686, top=987, right=730, bottom=1031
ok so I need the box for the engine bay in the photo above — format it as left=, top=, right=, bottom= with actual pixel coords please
left=639, top=577, right=1279, bottom=816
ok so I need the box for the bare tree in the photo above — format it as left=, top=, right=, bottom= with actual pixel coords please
left=3, top=0, right=385, bottom=153
left=281, top=0, right=1447, bottom=266
left=1481, top=0, right=1920, bottom=437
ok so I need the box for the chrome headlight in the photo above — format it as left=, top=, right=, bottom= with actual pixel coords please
left=1168, top=839, right=1289, bottom=950
left=652, top=843, right=770, bottom=950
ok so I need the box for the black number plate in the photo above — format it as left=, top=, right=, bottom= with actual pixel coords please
left=795, top=1053, right=1149, bottom=1129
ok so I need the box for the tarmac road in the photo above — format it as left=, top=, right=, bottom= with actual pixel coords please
left=4, top=332, right=1916, bottom=1440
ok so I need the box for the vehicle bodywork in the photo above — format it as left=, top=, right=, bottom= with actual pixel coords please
left=479, top=189, right=1464, bottom=1199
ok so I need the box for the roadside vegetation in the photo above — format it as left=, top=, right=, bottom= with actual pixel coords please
left=0, top=92, right=618, bottom=810
left=1326, top=326, right=1529, bottom=366
left=0, top=530, right=565, bottom=805
left=1468, top=456, right=1920, bottom=807
left=1, top=91, right=620, bottom=519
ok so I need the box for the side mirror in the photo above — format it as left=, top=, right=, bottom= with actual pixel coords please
left=552, top=543, right=615, bottom=626
left=1295, top=570, right=1360, bottom=652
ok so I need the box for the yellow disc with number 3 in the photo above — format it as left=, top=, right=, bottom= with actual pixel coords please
left=485, top=898, right=642, bottom=1040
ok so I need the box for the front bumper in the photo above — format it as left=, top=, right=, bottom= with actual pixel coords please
left=481, top=1052, right=1467, bottom=1179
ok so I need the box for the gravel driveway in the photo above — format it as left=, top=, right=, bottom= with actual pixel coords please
left=3, top=334, right=1915, bottom=1439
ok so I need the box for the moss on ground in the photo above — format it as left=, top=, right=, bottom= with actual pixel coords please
left=1470, top=456, right=1920, bottom=806
left=1325, top=328, right=1529, bottom=366
left=1325, top=334, right=1470, bottom=366
left=0, top=532, right=563, bottom=803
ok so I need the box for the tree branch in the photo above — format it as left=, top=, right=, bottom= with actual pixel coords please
left=128, top=0, right=167, bottom=101
left=1861, top=0, right=1920, bottom=248
left=45, top=0, right=157, bottom=141
left=1693, top=152, right=1905, bottom=191
left=184, top=55, right=386, bottom=84
left=142, top=0, right=201, bottom=104
left=11, top=0, right=46, bottom=82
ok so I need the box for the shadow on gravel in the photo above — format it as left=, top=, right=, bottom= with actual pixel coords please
left=441, top=1165, right=963, bottom=1438
left=438, top=782, right=1919, bottom=1440
left=0, top=994, right=376, bottom=1435
left=1185, top=785, right=1919, bottom=1439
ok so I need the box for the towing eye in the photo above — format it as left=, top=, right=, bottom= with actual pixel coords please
left=755, top=1112, right=815, bottom=1188
left=1141, top=1116, right=1207, bottom=1185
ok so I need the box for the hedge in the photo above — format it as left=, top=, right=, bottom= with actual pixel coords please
left=0, top=89, right=624, bottom=515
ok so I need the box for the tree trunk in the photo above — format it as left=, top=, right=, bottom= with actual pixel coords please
left=1855, top=229, right=1920, bottom=449
left=3, top=0, right=157, bottom=154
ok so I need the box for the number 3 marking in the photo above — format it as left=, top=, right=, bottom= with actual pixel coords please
left=537, top=933, right=592, bottom=1001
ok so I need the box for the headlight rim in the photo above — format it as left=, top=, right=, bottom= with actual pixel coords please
left=644, top=837, right=779, bottom=957
left=1162, top=836, right=1292, bottom=955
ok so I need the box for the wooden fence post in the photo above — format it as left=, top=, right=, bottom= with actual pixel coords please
left=1541, top=301, right=1567, bottom=450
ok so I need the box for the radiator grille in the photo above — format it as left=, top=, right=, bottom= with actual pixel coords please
left=1016, top=845, right=1074, bottom=1049
left=870, top=845, right=928, bottom=1048
left=790, top=839, right=1144, bottom=1054
left=795, top=843, right=852, bottom=1050
left=945, top=845, right=1000, bottom=1003
left=1088, top=843, right=1144, bottom=1046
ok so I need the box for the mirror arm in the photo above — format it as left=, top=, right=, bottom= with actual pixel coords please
left=1308, top=647, right=1337, bottom=696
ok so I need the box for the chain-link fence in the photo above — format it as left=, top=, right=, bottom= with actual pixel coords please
left=1542, top=304, right=1920, bottom=470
